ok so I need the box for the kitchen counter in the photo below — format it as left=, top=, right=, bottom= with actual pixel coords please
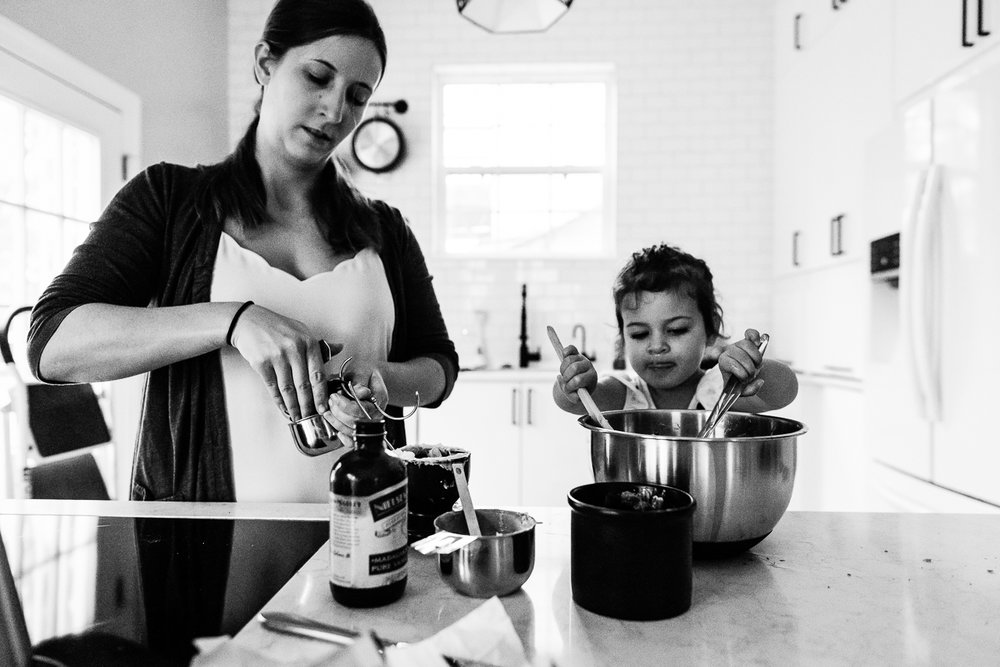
left=3, top=501, right=998, bottom=665
left=232, top=507, right=1000, bottom=666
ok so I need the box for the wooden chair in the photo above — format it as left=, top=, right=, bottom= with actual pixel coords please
left=1, top=306, right=112, bottom=500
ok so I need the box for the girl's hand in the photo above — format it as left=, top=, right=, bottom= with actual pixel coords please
left=556, top=345, right=598, bottom=405
left=718, top=329, right=766, bottom=397
left=228, top=303, right=343, bottom=420
left=325, top=363, right=389, bottom=448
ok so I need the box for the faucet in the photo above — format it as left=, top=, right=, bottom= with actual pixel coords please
left=572, top=324, right=587, bottom=358
left=572, top=323, right=595, bottom=362
left=519, top=284, right=541, bottom=368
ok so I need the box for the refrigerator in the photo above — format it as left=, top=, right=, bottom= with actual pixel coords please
left=864, top=49, right=1000, bottom=512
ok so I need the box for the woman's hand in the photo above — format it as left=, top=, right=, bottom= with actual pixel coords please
left=718, top=329, right=766, bottom=397
left=556, top=345, right=598, bottom=405
left=325, top=362, right=389, bottom=448
left=228, top=303, right=343, bottom=420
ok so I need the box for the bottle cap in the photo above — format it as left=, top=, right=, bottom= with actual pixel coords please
left=355, top=418, right=385, bottom=437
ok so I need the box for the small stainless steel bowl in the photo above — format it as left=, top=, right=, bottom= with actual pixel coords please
left=583, top=409, right=807, bottom=557
left=288, top=413, right=343, bottom=457
left=432, top=509, right=536, bottom=598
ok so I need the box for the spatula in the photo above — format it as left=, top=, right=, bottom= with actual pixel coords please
left=546, top=326, right=614, bottom=431
left=451, top=463, right=482, bottom=537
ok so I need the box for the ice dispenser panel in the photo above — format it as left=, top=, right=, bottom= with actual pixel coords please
left=870, top=233, right=899, bottom=286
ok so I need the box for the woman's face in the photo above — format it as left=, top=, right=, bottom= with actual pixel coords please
left=621, top=289, right=709, bottom=390
left=255, top=34, right=382, bottom=170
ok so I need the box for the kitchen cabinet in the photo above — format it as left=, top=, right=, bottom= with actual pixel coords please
left=774, top=374, right=867, bottom=512
left=769, top=261, right=868, bottom=378
left=405, top=371, right=592, bottom=508
left=894, top=0, right=1000, bottom=103
left=773, top=0, right=893, bottom=275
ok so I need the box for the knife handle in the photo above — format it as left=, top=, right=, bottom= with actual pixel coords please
left=260, top=611, right=363, bottom=647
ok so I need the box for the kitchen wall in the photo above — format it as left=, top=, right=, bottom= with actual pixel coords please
left=1, top=0, right=775, bottom=369
left=229, top=0, right=776, bottom=368
left=0, top=0, right=230, bottom=168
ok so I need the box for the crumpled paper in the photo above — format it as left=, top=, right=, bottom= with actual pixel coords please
left=192, top=596, right=529, bottom=667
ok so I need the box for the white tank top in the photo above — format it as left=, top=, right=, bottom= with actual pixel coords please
left=211, top=231, right=394, bottom=502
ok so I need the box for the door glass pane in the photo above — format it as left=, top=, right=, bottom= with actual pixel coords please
left=62, top=126, right=101, bottom=220
left=25, top=210, right=62, bottom=299
left=24, top=109, right=62, bottom=214
left=0, top=94, right=102, bottom=305
left=0, top=203, right=26, bottom=304
left=0, top=97, right=24, bottom=204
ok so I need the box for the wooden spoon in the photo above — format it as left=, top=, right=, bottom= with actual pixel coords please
left=546, top=326, right=614, bottom=430
left=451, top=463, right=482, bottom=537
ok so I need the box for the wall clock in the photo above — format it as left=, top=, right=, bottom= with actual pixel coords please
left=351, top=116, right=405, bottom=173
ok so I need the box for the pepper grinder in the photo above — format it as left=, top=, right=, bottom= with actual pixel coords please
left=519, top=284, right=541, bottom=368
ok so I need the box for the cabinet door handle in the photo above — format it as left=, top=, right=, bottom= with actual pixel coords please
left=511, top=388, right=518, bottom=425
left=830, top=214, right=845, bottom=256
left=526, top=388, right=533, bottom=426
left=963, top=0, right=976, bottom=46
left=794, top=13, right=802, bottom=50
left=792, top=230, right=801, bottom=267
left=979, top=0, right=991, bottom=36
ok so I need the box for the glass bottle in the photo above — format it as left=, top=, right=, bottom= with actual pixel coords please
left=329, top=417, right=407, bottom=607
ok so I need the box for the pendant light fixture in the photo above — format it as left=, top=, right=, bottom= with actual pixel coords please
left=456, top=0, right=573, bottom=34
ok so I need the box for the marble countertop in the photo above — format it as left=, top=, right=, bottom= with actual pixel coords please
left=227, top=507, right=1000, bottom=666
left=4, top=501, right=997, bottom=665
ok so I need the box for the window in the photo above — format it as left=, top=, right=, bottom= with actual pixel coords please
left=433, top=64, right=616, bottom=258
left=0, top=96, right=101, bottom=305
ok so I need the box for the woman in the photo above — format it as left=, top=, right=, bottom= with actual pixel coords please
left=26, top=0, right=457, bottom=502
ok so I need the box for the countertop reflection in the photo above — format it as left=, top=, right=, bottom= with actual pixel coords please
left=0, top=501, right=327, bottom=665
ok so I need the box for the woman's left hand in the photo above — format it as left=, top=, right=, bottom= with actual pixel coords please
left=324, top=362, right=389, bottom=448
left=718, top=329, right=766, bottom=397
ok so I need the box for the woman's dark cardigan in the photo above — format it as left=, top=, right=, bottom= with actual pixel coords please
left=27, top=163, right=458, bottom=501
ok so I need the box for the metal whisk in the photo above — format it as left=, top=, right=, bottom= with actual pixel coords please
left=697, top=334, right=770, bottom=439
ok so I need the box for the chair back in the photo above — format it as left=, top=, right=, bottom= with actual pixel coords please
left=1, top=307, right=112, bottom=500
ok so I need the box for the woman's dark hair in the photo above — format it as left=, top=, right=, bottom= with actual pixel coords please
left=613, top=243, right=725, bottom=341
left=197, top=0, right=388, bottom=252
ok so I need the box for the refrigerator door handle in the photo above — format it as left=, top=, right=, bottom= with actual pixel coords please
left=900, top=167, right=926, bottom=414
left=910, top=164, right=943, bottom=422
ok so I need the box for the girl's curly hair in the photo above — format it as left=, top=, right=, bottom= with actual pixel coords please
left=613, top=243, right=724, bottom=341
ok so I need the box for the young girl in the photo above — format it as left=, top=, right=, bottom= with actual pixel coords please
left=553, top=244, right=797, bottom=414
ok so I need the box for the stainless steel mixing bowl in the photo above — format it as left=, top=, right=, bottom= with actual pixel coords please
left=581, top=409, right=807, bottom=557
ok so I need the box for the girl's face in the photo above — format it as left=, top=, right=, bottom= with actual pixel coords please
left=621, top=289, right=709, bottom=390
left=255, top=34, right=382, bottom=170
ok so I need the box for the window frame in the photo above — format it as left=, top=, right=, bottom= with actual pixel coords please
left=431, top=63, right=617, bottom=259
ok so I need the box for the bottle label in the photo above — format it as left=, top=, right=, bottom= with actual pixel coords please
left=330, top=479, right=408, bottom=589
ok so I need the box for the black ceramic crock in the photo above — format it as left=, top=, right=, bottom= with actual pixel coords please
left=568, top=482, right=696, bottom=620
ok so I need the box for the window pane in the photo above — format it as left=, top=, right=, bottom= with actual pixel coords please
left=24, top=110, right=62, bottom=214
left=443, top=85, right=497, bottom=128
left=437, top=72, right=612, bottom=257
left=63, top=125, right=101, bottom=220
left=444, top=174, right=493, bottom=253
left=0, top=203, right=26, bottom=305
left=553, top=173, right=603, bottom=211
left=443, top=128, right=497, bottom=168
left=497, top=123, right=551, bottom=168
left=498, top=84, right=551, bottom=128
left=0, top=96, right=25, bottom=205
